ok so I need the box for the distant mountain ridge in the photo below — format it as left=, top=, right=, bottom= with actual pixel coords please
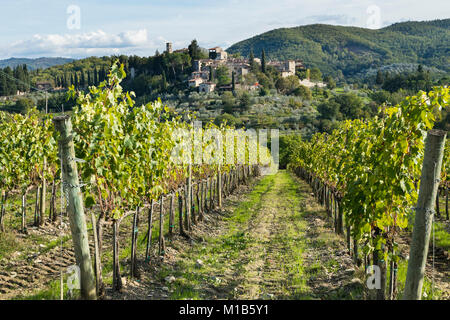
left=0, top=57, right=75, bottom=70
left=227, top=19, right=450, bottom=80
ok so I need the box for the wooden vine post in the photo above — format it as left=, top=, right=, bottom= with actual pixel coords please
left=186, top=164, right=192, bottom=231
left=184, top=185, right=190, bottom=231
left=403, top=129, right=446, bottom=300
left=39, top=158, right=47, bottom=225
left=21, top=194, right=26, bottom=233
left=205, top=180, right=209, bottom=212
left=178, top=192, right=185, bottom=236
left=145, top=199, right=154, bottom=262
left=194, top=184, right=200, bottom=223
left=218, top=164, right=222, bottom=208
left=53, top=115, right=96, bottom=300
left=130, top=207, right=140, bottom=277
left=112, top=220, right=122, bottom=291
left=39, top=99, right=48, bottom=226
left=446, top=187, right=448, bottom=220
left=51, top=181, right=57, bottom=221
left=0, top=191, right=5, bottom=232
left=191, top=184, right=197, bottom=224
left=34, top=186, right=40, bottom=226
left=159, top=196, right=165, bottom=256
left=436, top=190, right=440, bottom=218
left=209, top=177, right=213, bottom=210
left=168, top=193, right=175, bottom=236
left=90, top=212, right=101, bottom=296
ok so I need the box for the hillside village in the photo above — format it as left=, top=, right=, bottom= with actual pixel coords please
left=162, top=43, right=326, bottom=93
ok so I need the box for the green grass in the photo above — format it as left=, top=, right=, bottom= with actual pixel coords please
left=12, top=273, right=81, bottom=300
left=159, top=175, right=275, bottom=300
left=406, top=195, right=449, bottom=253
left=0, top=232, right=24, bottom=260
left=434, top=220, right=450, bottom=251
left=272, top=172, right=309, bottom=298
left=159, top=172, right=316, bottom=300
left=389, top=259, right=443, bottom=300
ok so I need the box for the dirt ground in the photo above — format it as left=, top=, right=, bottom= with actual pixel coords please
left=106, top=172, right=369, bottom=300
left=1, top=170, right=448, bottom=300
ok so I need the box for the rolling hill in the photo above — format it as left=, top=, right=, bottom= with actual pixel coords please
left=0, top=57, right=75, bottom=70
left=227, top=19, right=450, bottom=80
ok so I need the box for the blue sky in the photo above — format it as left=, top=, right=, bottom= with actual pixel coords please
left=0, top=0, right=448, bottom=59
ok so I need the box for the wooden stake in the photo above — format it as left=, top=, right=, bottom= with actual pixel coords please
left=403, top=130, right=446, bottom=300
left=446, top=186, right=448, bottom=220
left=112, top=220, right=122, bottom=292
left=130, top=207, right=139, bottom=277
left=168, top=193, right=175, bottom=236
left=184, top=185, right=190, bottom=231
left=179, top=193, right=185, bottom=235
left=145, top=200, right=154, bottom=262
left=39, top=158, right=47, bottom=226
left=159, top=197, right=165, bottom=256
left=53, top=115, right=96, bottom=300
left=187, top=164, right=192, bottom=230
left=0, top=191, right=5, bottom=232
left=436, top=188, right=441, bottom=218
left=50, top=180, right=57, bottom=222
left=21, top=193, right=26, bottom=233
left=90, top=212, right=101, bottom=297
left=34, top=186, right=40, bottom=226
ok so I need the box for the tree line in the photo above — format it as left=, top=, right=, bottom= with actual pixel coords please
left=0, top=65, right=31, bottom=96
left=54, top=67, right=108, bottom=89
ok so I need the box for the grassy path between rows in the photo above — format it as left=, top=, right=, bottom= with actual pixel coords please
left=157, top=170, right=363, bottom=300
left=4, top=170, right=447, bottom=300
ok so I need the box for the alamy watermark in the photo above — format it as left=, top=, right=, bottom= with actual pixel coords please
left=366, top=5, right=381, bottom=29
left=170, top=121, right=279, bottom=174
left=66, top=264, right=80, bottom=295
left=67, top=5, right=81, bottom=30
left=366, top=265, right=381, bottom=289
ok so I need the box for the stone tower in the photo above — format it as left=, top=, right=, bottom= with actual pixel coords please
left=166, top=42, right=173, bottom=54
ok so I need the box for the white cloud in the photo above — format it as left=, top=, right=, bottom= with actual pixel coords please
left=0, top=29, right=156, bottom=58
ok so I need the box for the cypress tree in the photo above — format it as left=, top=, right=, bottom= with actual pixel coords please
left=188, top=39, right=200, bottom=60
left=93, top=68, right=98, bottom=85
left=162, top=70, right=168, bottom=91
left=23, top=65, right=29, bottom=91
left=80, top=72, right=85, bottom=87
left=14, top=65, right=25, bottom=92
left=418, top=64, right=424, bottom=74
left=376, top=70, right=384, bottom=85
left=232, top=71, right=236, bottom=92
left=209, top=66, right=214, bottom=82
left=0, top=69, right=6, bottom=96
left=5, top=67, right=16, bottom=95
left=261, top=49, right=266, bottom=74
left=249, top=50, right=255, bottom=71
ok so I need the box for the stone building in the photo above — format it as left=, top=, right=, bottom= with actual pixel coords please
left=199, top=82, right=216, bottom=93
left=209, top=47, right=228, bottom=60
left=166, top=42, right=173, bottom=54
left=190, top=71, right=210, bottom=81
left=188, top=78, right=204, bottom=88
left=187, top=44, right=304, bottom=92
left=268, top=60, right=296, bottom=78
